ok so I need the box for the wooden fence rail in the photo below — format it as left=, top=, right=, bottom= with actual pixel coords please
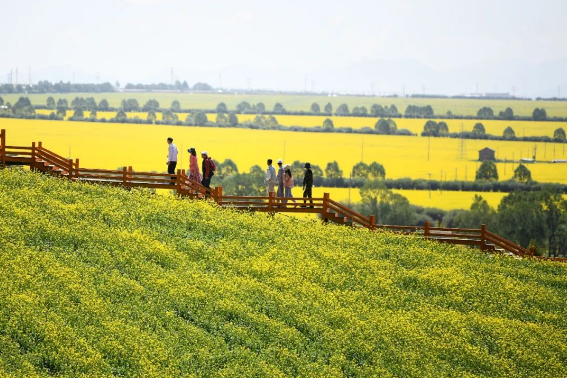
left=1, top=128, right=565, bottom=263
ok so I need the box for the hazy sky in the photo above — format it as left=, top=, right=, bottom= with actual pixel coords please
left=1, top=0, right=566, bottom=96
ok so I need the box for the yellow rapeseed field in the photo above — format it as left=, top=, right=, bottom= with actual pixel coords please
left=2, top=119, right=566, bottom=188
left=36, top=109, right=567, bottom=137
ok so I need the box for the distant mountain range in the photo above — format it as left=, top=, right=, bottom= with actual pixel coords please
left=9, top=58, right=567, bottom=98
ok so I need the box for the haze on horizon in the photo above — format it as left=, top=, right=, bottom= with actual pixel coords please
left=1, top=0, right=566, bottom=97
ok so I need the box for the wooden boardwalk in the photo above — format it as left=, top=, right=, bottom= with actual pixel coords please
left=1, top=129, right=565, bottom=263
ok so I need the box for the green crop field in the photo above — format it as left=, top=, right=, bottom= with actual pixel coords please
left=1, top=168, right=566, bottom=377
left=4, top=92, right=567, bottom=117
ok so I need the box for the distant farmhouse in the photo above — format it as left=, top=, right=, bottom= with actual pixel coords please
left=478, top=147, right=495, bottom=161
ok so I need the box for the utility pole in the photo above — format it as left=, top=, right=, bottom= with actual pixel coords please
left=361, top=137, right=364, bottom=162
left=15, top=68, right=18, bottom=86
left=28, top=66, right=31, bottom=86
left=428, top=173, right=432, bottom=199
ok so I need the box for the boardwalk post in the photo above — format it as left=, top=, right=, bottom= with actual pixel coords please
left=0, top=129, right=5, bottom=169
left=480, top=224, right=487, bottom=251
left=75, top=159, right=80, bottom=180
left=176, top=169, right=182, bottom=193
left=31, top=142, right=36, bottom=171
left=322, top=193, right=330, bottom=223
left=122, top=167, right=127, bottom=187
left=424, top=221, right=430, bottom=239
left=369, top=215, right=376, bottom=230
left=529, top=245, right=536, bottom=256
left=216, top=186, right=223, bottom=205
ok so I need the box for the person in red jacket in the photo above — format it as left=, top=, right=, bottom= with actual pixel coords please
left=201, top=151, right=214, bottom=189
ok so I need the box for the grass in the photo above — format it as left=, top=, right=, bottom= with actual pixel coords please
left=4, top=92, right=567, bottom=117
left=0, top=168, right=566, bottom=377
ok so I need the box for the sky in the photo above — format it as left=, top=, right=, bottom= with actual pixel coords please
left=1, top=0, right=566, bottom=97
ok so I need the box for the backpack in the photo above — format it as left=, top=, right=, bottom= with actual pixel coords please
left=208, top=158, right=217, bottom=174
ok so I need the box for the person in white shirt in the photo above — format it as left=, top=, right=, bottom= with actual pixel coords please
left=265, top=159, right=277, bottom=195
left=166, top=137, right=178, bottom=184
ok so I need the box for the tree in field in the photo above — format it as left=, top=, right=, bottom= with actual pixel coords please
left=216, top=102, right=228, bottom=113
left=387, top=119, right=398, bottom=132
left=85, top=97, right=97, bottom=111
left=115, top=108, right=128, bottom=122
left=496, top=191, right=546, bottom=251
left=388, top=105, right=400, bottom=116
left=236, top=101, right=252, bottom=113
left=46, top=97, right=55, bottom=109
left=324, top=102, right=333, bottom=114
left=273, top=103, right=285, bottom=113
left=256, top=102, right=265, bottom=112
left=499, top=107, right=514, bottom=120
left=56, top=107, right=66, bottom=118
left=171, top=100, right=181, bottom=112
left=217, top=159, right=239, bottom=178
left=12, top=97, right=35, bottom=116
left=162, top=110, right=178, bottom=123
left=0, top=96, right=3, bottom=106
left=351, top=162, right=370, bottom=179
left=147, top=110, right=157, bottom=123
left=437, top=121, right=448, bottom=135
left=533, top=108, right=547, bottom=121
left=475, top=161, right=498, bottom=181
left=194, top=111, right=208, bottom=125
left=142, top=99, right=159, bottom=112
left=325, top=161, right=343, bottom=179
left=553, top=127, right=566, bottom=140
left=216, top=113, right=228, bottom=125
left=375, top=118, right=391, bottom=134
left=228, top=112, right=238, bottom=126
left=359, top=180, right=416, bottom=225
left=513, top=164, right=532, bottom=183
left=323, top=118, right=334, bottom=130
left=472, top=122, right=486, bottom=135
left=422, top=120, right=440, bottom=136
left=368, top=162, right=386, bottom=180
left=503, top=126, right=516, bottom=140
left=370, top=104, right=384, bottom=116
left=121, top=99, right=140, bottom=112
left=89, top=109, right=97, bottom=120
left=451, top=195, right=497, bottom=230
left=311, top=102, right=320, bottom=113
left=98, top=99, right=109, bottom=111
left=477, top=107, right=494, bottom=118
left=57, top=98, right=69, bottom=109
left=335, top=103, right=349, bottom=115
left=73, top=107, right=84, bottom=118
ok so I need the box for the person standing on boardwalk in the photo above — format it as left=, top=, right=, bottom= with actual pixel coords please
left=265, top=159, right=277, bottom=195
left=187, top=147, right=201, bottom=189
left=201, top=151, right=214, bottom=189
left=302, top=162, right=313, bottom=207
left=276, top=159, right=284, bottom=201
left=283, top=165, right=296, bottom=205
left=167, top=137, right=178, bottom=185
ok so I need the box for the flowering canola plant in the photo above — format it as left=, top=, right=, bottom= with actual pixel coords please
left=0, top=168, right=566, bottom=377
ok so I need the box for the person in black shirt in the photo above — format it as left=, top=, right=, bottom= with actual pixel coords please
left=302, top=162, right=313, bottom=207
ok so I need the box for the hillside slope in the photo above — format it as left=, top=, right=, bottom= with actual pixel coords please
left=0, top=169, right=566, bottom=377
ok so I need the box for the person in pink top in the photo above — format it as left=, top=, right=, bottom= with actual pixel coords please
left=283, top=165, right=296, bottom=205
left=187, top=147, right=202, bottom=185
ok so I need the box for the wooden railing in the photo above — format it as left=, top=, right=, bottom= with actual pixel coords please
left=1, top=128, right=566, bottom=263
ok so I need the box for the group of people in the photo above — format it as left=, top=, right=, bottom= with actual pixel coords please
left=167, top=137, right=314, bottom=205
left=265, top=159, right=313, bottom=206
left=166, top=137, right=215, bottom=189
